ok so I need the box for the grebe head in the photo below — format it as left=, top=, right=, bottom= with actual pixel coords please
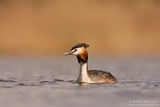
left=64, top=43, right=89, bottom=63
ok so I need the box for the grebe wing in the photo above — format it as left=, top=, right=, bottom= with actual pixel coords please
left=88, top=70, right=118, bottom=83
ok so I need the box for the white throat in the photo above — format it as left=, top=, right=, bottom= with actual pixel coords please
left=76, top=62, right=92, bottom=83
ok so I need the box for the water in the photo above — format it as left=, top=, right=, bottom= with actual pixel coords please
left=0, top=56, right=160, bottom=107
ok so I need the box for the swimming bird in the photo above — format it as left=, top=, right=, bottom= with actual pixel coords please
left=64, top=43, right=118, bottom=84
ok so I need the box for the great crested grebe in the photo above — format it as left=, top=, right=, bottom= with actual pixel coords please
left=64, top=43, right=118, bottom=84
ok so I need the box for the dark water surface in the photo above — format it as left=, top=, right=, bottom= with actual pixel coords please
left=0, top=57, right=160, bottom=107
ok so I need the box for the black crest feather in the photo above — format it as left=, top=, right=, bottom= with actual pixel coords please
left=71, top=43, right=89, bottom=50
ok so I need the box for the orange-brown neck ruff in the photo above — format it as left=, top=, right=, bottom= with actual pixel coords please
left=77, top=47, right=88, bottom=63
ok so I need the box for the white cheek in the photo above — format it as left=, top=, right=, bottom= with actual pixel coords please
left=73, top=48, right=82, bottom=55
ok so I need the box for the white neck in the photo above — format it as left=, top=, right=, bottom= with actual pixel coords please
left=76, top=62, right=92, bottom=83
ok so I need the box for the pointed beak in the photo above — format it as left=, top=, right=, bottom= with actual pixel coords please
left=64, top=51, right=74, bottom=56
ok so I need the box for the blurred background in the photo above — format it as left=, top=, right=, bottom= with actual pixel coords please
left=0, top=0, right=160, bottom=56
left=1, top=1, right=160, bottom=107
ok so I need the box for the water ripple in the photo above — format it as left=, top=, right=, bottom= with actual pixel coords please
left=0, top=78, right=159, bottom=89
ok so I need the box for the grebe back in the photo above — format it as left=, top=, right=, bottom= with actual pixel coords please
left=64, top=43, right=118, bottom=84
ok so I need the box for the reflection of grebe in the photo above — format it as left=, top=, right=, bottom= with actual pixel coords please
left=64, top=43, right=118, bottom=84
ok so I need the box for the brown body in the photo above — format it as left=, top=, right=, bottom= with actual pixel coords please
left=88, top=70, right=118, bottom=83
